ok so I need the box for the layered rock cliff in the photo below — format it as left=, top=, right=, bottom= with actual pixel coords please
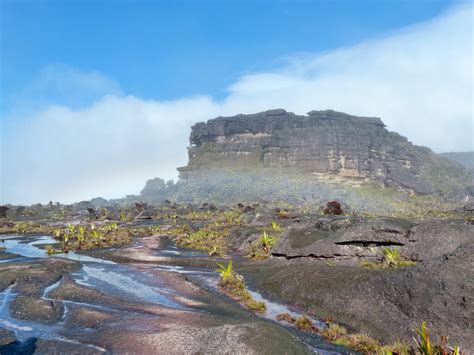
left=178, top=109, right=472, bottom=197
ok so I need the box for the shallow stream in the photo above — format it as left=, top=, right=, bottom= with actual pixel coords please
left=0, top=235, right=350, bottom=354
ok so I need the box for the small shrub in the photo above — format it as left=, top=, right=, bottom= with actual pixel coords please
left=415, top=322, right=432, bottom=355
left=378, top=340, right=410, bottom=354
left=216, top=261, right=267, bottom=313
left=276, top=313, right=296, bottom=323
left=348, top=333, right=380, bottom=352
left=271, top=220, right=281, bottom=231
left=323, top=201, right=343, bottom=215
left=360, top=248, right=416, bottom=269
left=321, top=322, right=348, bottom=340
left=295, top=315, right=317, bottom=332
left=247, top=299, right=266, bottom=313
left=382, top=248, right=416, bottom=268
left=413, top=322, right=462, bottom=355
left=216, top=261, right=249, bottom=300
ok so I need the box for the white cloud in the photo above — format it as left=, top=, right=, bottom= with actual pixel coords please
left=6, top=64, right=122, bottom=115
left=1, top=3, right=472, bottom=204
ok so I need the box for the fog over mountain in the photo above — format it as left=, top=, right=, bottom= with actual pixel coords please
left=1, top=3, right=472, bottom=204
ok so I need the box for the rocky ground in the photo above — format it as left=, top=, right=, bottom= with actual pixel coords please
left=0, top=202, right=473, bottom=353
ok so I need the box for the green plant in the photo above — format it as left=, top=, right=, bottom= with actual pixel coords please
left=216, top=261, right=234, bottom=282
left=260, top=231, right=276, bottom=249
left=382, top=248, right=416, bottom=268
left=247, top=299, right=266, bottom=313
left=361, top=248, right=416, bottom=269
left=295, top=315, right=316, bottom=332
left=45, top=245, right=63, bottom=255
left=413, top=322, right=461, bottom=355
left=271, top=220, right=281, bottom=231
left=321, top=322, right=348, bottom=340
left=216, top=261, right=268, bottom=312
left=382, top=248, right=400, bottom=267
left=414, top=322, right=432, bottom=355
left=276, top=313, right=296, bottom=323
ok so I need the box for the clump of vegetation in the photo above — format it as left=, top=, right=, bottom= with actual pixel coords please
left=360, top=247, right=417, bottom=269
left=0, top=221, right=53, bottom=235
left=276, top=313, right=318, bottom=333
left=377, top=340, right=411, bottom=354
left=323, top=200, right=344, bottom=215
left=52, top=223, right=131, bottom=252
left=321, top=322, right=348, bottom=340
left=295, top=315, right=318, bottom=332
left=246, top=299, right=266, bottom=313
left=249, top=231, right=278, bottom=259
left=271, top=220, right=281, bottom=231
left=171, top=209, right=243, bottom=256
left=45, top=245, right=63, bottom=255
left=382, top=248, right=416, bottom=268
left=276, top=312, right=296, bottom=323
left=274, top=314, right=412, bottom=353
left=414, top=322, right=461, bottom=355
left=216, top=261, right=266, bottom=313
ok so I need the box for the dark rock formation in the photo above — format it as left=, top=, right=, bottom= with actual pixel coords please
left=238, top=215, right=474, bottom=349
left=271, top=217, right=473, bottom=263
left=242, top=242, right=474, bottom=350
left=179, top=109, right=472, bottom=197
left=139, top=178, right=176, bottom=203
left=140, top=178, right=168, bottom=197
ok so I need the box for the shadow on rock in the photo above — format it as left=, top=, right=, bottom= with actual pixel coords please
left=0, top=337, right=37, bottom=355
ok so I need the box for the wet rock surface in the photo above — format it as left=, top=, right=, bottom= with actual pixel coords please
left=1, top=208, right=473, bottom=353
left=0, top=235, right=325, bottom=354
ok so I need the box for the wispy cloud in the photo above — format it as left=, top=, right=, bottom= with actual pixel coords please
left=5, top=64, right=122, bottom=116
left=1, top=3, right=472, bottom=204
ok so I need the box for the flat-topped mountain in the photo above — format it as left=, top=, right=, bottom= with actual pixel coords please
left=178, top=109, right=472, bottom=198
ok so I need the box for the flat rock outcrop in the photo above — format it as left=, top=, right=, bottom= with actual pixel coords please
left=272, top=217, right=473, bottom=262
left=242, top=242, right=474, bottom=350
left=179, top=109, right=472, bottom=197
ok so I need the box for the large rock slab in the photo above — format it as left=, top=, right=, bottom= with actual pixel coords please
left=242, top=241, right=474, bottom=350
left=272, top=217, right=473, bottom=261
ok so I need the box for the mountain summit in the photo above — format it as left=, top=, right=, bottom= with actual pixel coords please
left=178, top=109, right=472, bottom=199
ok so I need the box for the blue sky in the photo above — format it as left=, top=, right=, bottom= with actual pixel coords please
left=1, top=0, right=458, bottom=110
left=1, top=0, right=472, bottom=204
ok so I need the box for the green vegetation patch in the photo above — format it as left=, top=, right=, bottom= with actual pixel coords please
left=170, top=208, right=243, bottom=256
left=216, top=261, right=266, bottom=314
left=249, top=231, right=278, bottom=260
left=360, top=247, right=417, bottom=269
left=52, top=223, right=131, bottom=252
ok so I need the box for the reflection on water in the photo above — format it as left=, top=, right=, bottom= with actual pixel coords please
left=0, top=284, right=106, bottom=352
left=72, top=264, right=183, bottom=309
left=0, top=235, right=348, bottom=353
left=0, top=235, right=115, bottom=264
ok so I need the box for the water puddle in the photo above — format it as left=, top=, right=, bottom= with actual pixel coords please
left=0, top=284, right=106, bottom=353
left=72, top=264, right=182, bottom=308
left=0, top=235, right=114, bottom=264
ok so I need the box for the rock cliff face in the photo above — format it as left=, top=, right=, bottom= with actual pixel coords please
left=178, top=109, right=471, bottom=196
